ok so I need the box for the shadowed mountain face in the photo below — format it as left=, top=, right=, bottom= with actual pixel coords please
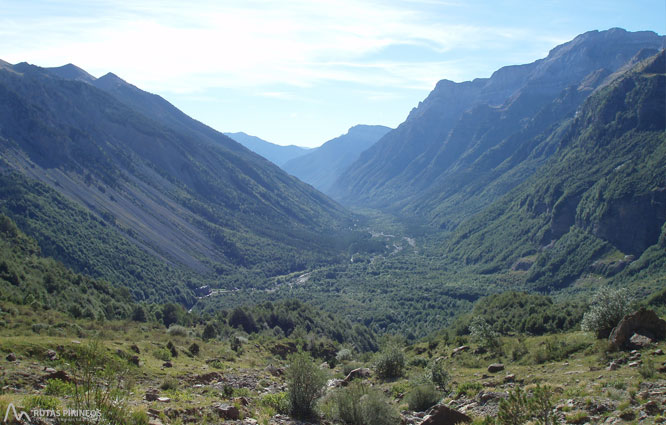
left=283, top=125, right=391, bottom=195
left=0, top=61, right=355, bottom=302
left=444, top=50, right=666, bottom=290
left=330, top=29, right=665, bottom=228
left=224, top=132, right=310, bottom=167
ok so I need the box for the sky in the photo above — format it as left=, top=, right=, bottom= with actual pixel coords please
left=1, top=1, right=664, bottom=147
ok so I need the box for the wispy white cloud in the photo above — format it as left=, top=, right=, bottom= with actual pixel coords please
left=0, top=0, right=541, bottom=93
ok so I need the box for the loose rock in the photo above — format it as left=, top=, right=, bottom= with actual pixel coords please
left=421, top=404, right=472, bottom=425
left=487, top=363, right=505, bottom=373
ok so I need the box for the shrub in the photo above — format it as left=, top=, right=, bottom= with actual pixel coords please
left=336, top=348, right=353, bottom=363
left=260, top=392, right=290, bottom=415
left=152, top=348, right=171, bottom=362
left=286, top=351, right=327, bottom=419
left=160, top=377, right=179, bottom=391
left=469, top=316, right=501, bottom=355
left=581, top=287, right=633, bottom=338
left=131, top=305, right=147, bottom=322
left=428, top=359, right=450, bottom=390
left=456, top=381, right=482, bottom=398
left=359, top=389, right=400, bottom=425
left=323, top=382, right=399, bottom=425
left=639, top=358, right=656, bottom=379
left=71, top=340, right=137, bottom=424
left=406, top=383, right=441, bottom=412
left=188, top=342, right=200, bottom=356
left=166, top=341, right=178, bottom=357
left=202, top=323, right=218, bottom=340
left=167, top=325, right=188, bottom=337
left=375, top=345, right=405, bottom=380
left=24, top=395, right=60, bottom=411
left=44, top=378, right=75, bottom=396
left=497, top=385, right=558, bottom=425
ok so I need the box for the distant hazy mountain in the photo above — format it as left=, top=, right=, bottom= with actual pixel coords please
left=0, top=60, right=355, bottom=303
left=283, top=125, right=391, bottom=194
left=225, top=132, right=310, bottom=166
left=330, top=28, right=665, bottom=228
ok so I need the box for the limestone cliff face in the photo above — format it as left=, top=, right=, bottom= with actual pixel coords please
left=586, top=189, right=666, bottom=256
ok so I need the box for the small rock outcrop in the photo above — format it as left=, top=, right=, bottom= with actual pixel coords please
left=451, top=346, right=470, bottom=357
left=487, top=363, right=505, bottom=373
left=609, top=308, right=666, bottom=350
left=215, top=404, right=240, bottom=420
left=342, top=367, right=372, bottom=385
left=421, top=404, right=472, bottom=425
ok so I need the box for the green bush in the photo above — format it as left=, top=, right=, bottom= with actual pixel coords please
left=375, top=345, right=405, bottom=380
left=160, top=377, right=179, bottom=391
left=152, top=348, right=171, bottom=361
left=497, top=385, right=558, bottom=425
left=469, top=316, right=501, bottom=354
left=406, top=383, right=441, bottom=412
left=428, top=359, right=450, bottom=389
left=581, top=287, right=633, bottom=338
left=286, top=351, right=327, bottom=419
left=639, top=358, right=656, bottom=379
left=359, top=389, right=401, bottom=425
left=336, top=348, right=353, bottom=363
left=456, top=381, right=482, bottom=398
left=44, top=378, right=75, bottom=396
left=323, top=382, right=399, bottom=425
left=167, top=325, right=188, bottom=337
left=202, top=323, right=218, bottom=340
left=24, top=395, right=60, bottom=411
left=260, top=392, right=290, bottom=415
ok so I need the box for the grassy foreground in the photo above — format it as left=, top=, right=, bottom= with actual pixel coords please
left=1, top=302, right=665, bottom=425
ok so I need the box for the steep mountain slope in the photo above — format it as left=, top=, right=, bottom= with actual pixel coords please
left=224, top=132, right=310, bottom=166
left=283, top=125, right=391, bottom=194
left=331, top=29, right=664, bottom=229
left=446, top=50, right=665, bottom=291
left=0, top=61, right=356, bottom=302
left=0, top=213, right=135, bottom=319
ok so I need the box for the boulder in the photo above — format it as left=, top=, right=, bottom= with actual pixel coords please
left=487, top=363, right=505, bottom=373
left=215, top=404, right=240, bottom=420
left=609, top=308, right=666, bottom=350
left=42, top=370, right=75, bottom=383
left=451, top=346, right=470, bottom=357
left=129, top=355, right=141, bottom=366
left=342, top=367, right=372, bottom=385
left=421, top=404, right=472, bottom=425
left=265, top=364, right=284, bottom=376
left=270, top=341, right=297, bottom=359
left=146, top=389, right=160, bottom=401
left=629, top=333, right=654, bottom=348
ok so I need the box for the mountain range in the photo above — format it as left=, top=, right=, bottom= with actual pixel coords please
left=224, top=132, right=310, bottom=167
left=330, top=29, right=664, bottom=225
left=282, top=125, right=391, bottom=194
left=0, top=60, right=358, bottom=303
left=0, top=28, right=664, bottom=329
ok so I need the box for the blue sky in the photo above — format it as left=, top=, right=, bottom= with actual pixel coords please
left=1, top=0, right=664, bottom=147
